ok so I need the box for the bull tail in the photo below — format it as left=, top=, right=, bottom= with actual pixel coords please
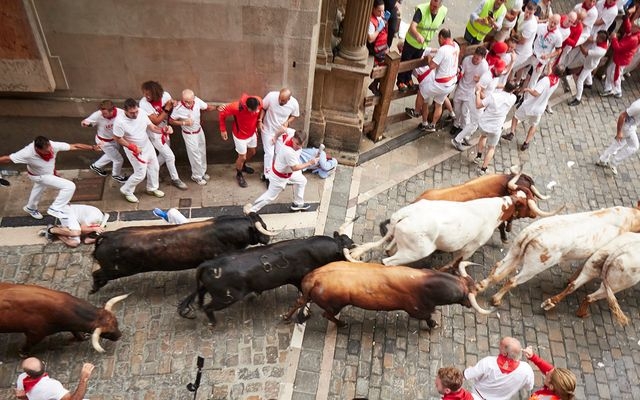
left=294, top=302, right=312, bottom=324
left=604, top=279, right=628, bottom=326
left=347, top=227, right=394, bottom=262
left=379, top=219, right=390, bottom=236
left=177, top=267, right=208, bottom=319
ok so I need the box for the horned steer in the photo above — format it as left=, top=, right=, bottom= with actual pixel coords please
left=91, top=213, right=275, bottom=292
left=283, top=260, right=493, bottom=328
left=477, top=203, right=640, bottom=306
left=177, top=225, right=356, bottom=326
left=0, top=283, right=128, bottom=354
left=541, top=232, right=640, bottom=325
left=348, top=191, right=551, bottom=268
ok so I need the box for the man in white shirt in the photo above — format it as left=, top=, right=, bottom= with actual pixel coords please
left=522, top=15, right=564, bottom=89
left=81, top=100, right=128, bottom=183
left=41, top=204, right=109, bottom=247
left=567, top=30, right=609, bottom=106
left=139, top=80, right=188, bottom=190
left=503, top=65, right=564, bottom=150
left=596, top=98, right=640, bottom=175
left=112, top=98, right=168, bottom=204
left=15, top=357, right=95, bottom=400
left=244, top=129, right=318, bottom=214
left=450, top=46, right=489, bottom=136
left=574, top=0, right=599, bottom=34
left=509, top=1, right=538, bottom=83
left=170, top=89, right=215, bottom=185
left=0, top=136, right=97, bottom=220
left=464, top=336, right=535, bottom=400
left=258, top=88, right=300, bottom=183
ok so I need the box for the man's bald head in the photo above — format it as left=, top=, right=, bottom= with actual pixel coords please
left=182, top=89, right=195, bottom=102
left=500, top=337, right=523, bottom=360
left=278, top=88, right=292, bottom=105
left=22, top=357, right=45, bottom=377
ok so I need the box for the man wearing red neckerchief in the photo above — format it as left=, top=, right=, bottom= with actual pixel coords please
left=436, top=367, right=473, bottom=400
left=566, top=30, right=609, bottom=106
left=15, top=357, right=95, bottom=400
left=601, top=6, right=640, bottom=98
left=0, top=136, right=98, bottom=220
left=464, top=336, right=534, bottom=400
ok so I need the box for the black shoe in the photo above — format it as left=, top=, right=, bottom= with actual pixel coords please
left=520, top=142, right=530, bottom=151
left=584, top=84, right=592, bottom=90
left=236, top=173, right=248, bottom=188
left=568, top=98, right=581, bottom=107
left=405, top=107, right=419, bottom=118
left=462, top=138, right=470, bottom=146
left=449, top=126, right=462, bottom=136
left=515, top=95, right=524, bottom=108
left=290, top=203, right=311, bottom=211
left=242, top=164, right=254, bottom=174
left=260, top=173, right=267, bottom=182
left=90, top=164, right=107, bottom=177
left=264, top=178, right=270, bottom=188
left=502, top=132, right=515, bottom=141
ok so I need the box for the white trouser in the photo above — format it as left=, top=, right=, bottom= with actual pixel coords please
left=452, top=96, right=471, bottom=129
left=604, top=62, right=624, bottom=95
left=575, top=67, right=595, bottom=101
left=93, top=140, right=124, bottom=176
left=455, top=105, right=483, bottom=143
left=120, top=141, right=160, bottom=195
left=261, top=129, right=276, bottom=178
left=599, top=126, right=639, bottom=166
left=249, top=171, right=307, bottom=213
left=511, top=52, right=533, bottom=79
left=148, top=133, right=179, bottom=180
left=27, top=174, right=76, bottom=211
left=182, top=131, right=207, bottom=180
left=167, top=208, right=189, bottom=224
left=526, top=55, right=549, bottom=89
left=557, top=45, right=574, bottom=67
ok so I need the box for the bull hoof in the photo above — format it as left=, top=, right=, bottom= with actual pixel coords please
left=427, top=320, right=438, bottom=329
left=179, top=309, right=197, bottom=319
left=575, top=310, right=589, bottom=319
left=490, top=296, right=503, bottom=307
left=501, top=238, right=510, bottom=245
left=540, top=299, right=556, bottom=311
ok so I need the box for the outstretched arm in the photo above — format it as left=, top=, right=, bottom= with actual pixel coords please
left=61, top=363, right=95, bottom=400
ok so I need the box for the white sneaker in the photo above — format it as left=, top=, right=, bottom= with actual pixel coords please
left=609, top=164, right=618, bottom=175
left=191, top=176, right=207, bottom=185
left=23, top=206, right=43, bottom=220
left=47, top=207, right=68, bottom=219
left=100, top=213, right=110, bottom=228
left=146, top=189, right=165, bottom=198
left=203, top=174, right=210, bottom=181
left=120, top=188, right=139, bottom=203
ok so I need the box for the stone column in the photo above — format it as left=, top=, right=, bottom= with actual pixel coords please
left=336, top=0, right=372, bottom=67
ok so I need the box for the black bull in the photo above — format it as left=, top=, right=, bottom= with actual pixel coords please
left=177, top=233, right=355, bottom=325
left=91, top=213, right=274, bottom=293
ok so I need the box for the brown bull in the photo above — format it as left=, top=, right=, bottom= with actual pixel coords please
left=284, top=260, right=493, bottom=329
left=0, top=283, right=128, bottom=355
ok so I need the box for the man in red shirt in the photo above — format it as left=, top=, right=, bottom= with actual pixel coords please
left=218, top=94, right=263, bottom=187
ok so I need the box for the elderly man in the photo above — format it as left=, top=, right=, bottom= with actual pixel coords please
left=113, top=98, right=169, bottom=203
left=396, top=0, right=448, bottom=91
left=218, top=93, right=263, bottom=188
left=464, top=336, right=535, bottom=400
left=15, top=357, right=95, bottom=400
left=464, top=0, right=507, bottom=45
left=40, top=204, right=109, bottom=247
left=258, top=88, right=300, bottom=183
left=81, top=100, right=128, bottom=183
left=523, top=14, right=564, bottom=89
left=170, top=89, right=215, bottom=185
left=244, top=129, right=318, bottom=214
left=0, top=136, right=97, bottom=220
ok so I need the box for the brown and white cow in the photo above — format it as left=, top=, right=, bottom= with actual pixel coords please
left=283, top=260, right=493, bottom=328
left=541, top=232, right=640, bottom=325
left=477, top=203, right=640, bottom=307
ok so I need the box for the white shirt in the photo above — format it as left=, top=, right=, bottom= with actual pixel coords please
left=580, top=43, right=608, bottom=70
left=592, top=0, right=618, bottom=35
left=431, top=41, right=460, bottom=84
left=171, top=97, right=208, bottom=134
left=558, top=23, right=572, bottom=43
left=273, top=128, right=301, bottom=175
left=16, top=373, right=69, bottom=400
left=478, top=90, right=517, bottom=134
left=368, top=15, right=384, bottom=35
left=533, top=23, right=563, bottom=63
left=62, top=204, right=104, bottom=231
left=139, top=91, right=172, bottom=134
left=82, top=108, right=123, bottom=139
left=521, top=76, right=560, bottom=115
left=625, top=99, right=640, bottom=128
left=262, top=91, right=300, bottom=136
left=574, top=2, right=599, bottom=32
left=515, top=14, right=538, bottom=58
left=113, top=111, right=153, bottom=148
left=464, top=356, right=535, bottom=400
left=10, top=141, right=70, bottom=176
left=455, top=56, right=489, bottom=99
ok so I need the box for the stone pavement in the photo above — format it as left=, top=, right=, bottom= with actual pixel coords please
left=2, top=44, right=640, bottom=400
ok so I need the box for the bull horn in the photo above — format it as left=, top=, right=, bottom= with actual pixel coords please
left=337, top=216, right=360, bottom=235
left=530, top=184, right=550, bottom=200
left=104, top=293, right=130, bottom=312
left=527, top=199, right=564, bottom=217
left=91, top=328, right=106, bottom=353
left=507, top=173, right=522, bottom=191
left=343, top=248, right=362, bottom=263
left=468, top=293, right=494, bottom=315
left=254, top=221, right=278, bottom=236
left=458, top=261, right=481, bottom=278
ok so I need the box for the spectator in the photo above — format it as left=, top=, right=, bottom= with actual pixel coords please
left=139, top=80, right=188, bottom=190
left=169, top=89, right=216, bottom=186
left=244, top=129, right=318, bottom=214
left=601, top=12, right=640, bottom=98
left=595, top=97, right=640, bottom=175
left=40, top=204, right=109, bottom=247
left=591, top=0, right=619, bottom=36
left=405, top=28, right=460, bottom=133
left=259, top=88, right=300, bottom=183
left=384, top=0, right=402, bottom=48
left=494, top=0, right=524, bottom=42
left=464, top=0, right=508, bottom=45
left=522, top=14, right=563, bottom=89
left=218, top=93, right=263, bottom=188
left=464, top=336, right=535, bottom=399
left=503, top=65, right=565, bottom=151
left=523, top=346, right=577, bottom=400
left=367, top=0, right=391, bottom=95
left=300, top=144, right=338, bottom=178
left=509, top=1, right=539, bottom=83
left=396, top=0, right=448, bottom=91
left=15, top=357, right=95, bottom=400
left=81, top=100, right=128, bottom=183
left=450, top=46, right=489, bottom=136
left=112, top=98, right=167, bottom=204
left=574, top=0, right=599, bottom=33
left=567, top=30, right=609, bottom=106
left=435, top=367, right=473, bottom=399
left=0, top=136, right=97, bottom=220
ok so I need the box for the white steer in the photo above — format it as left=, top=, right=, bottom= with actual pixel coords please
left=347, top=192, right=551, bottom=267
left=541, top=232, right=640, bottom=326
left=477, top=204, right=640, bottom=306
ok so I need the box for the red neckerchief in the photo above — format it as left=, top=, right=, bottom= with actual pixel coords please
left=283, top=134, right=295, bottom=148
left=181, top=101, right=194, bottom=110
left=543, top=26, right=556, bottom=39
left=150, top=99, right=163, bottom=114
left=23, top=373, right=48, bottom=393
left=106, top=108, right=117, bottom=119
left=582, top=1, right=594, bottom=10
left=36, top=147, right=54, bottom=162
left=603, top=0, right=616, bottom=8
left=496, top=354, right=520, bottom=373
left=442, top=388, right=474, bottom=400
left=597, top=41, right=609, bottom=49
left=548, top=73, right=559, bottom=86
left=529, top=388, right=560, bottom=400
left=442, top=38, right=454, bottom=47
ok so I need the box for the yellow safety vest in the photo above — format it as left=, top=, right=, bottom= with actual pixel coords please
left=405, top=3, right=448, bottom=50
left=465, top=0, right=507, bottom=42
